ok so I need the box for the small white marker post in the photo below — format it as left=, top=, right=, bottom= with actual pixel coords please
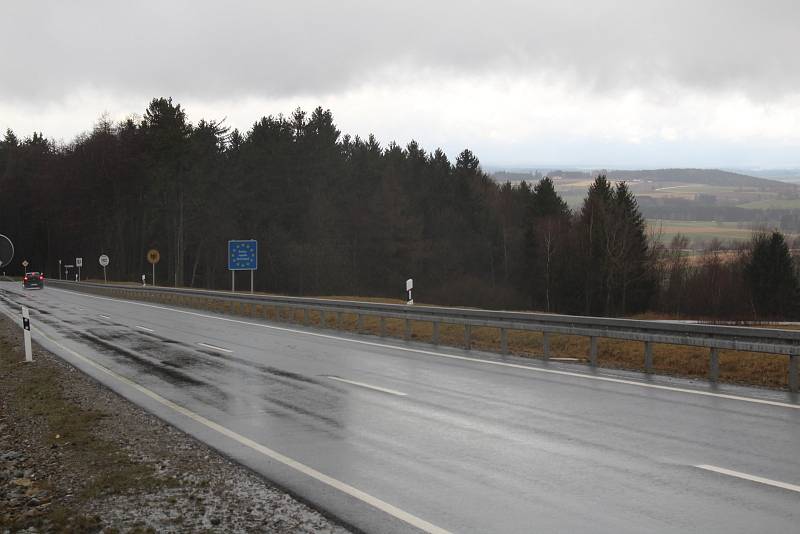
left=141, top=274, right=146, bottom=287
left=21, top=306, right=32, bottom=362
left=406, top=278, right=414, bottom=305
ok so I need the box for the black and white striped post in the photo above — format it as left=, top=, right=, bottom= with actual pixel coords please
left=406, top=278, right=414, bottom=305
left=21, top=306, right=32, bottom=362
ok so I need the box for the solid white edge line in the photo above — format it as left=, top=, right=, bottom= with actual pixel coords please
left=134, top=325, right=155, bottom=333
left=695, top=465, right=800, bottom=493
left=0, top=304, right=451, bottom=534
left=327, top=376, right=408, bottom=397
left=47, top=287, right=800, bottom=411
left=197, top=342, right=233, bottom=354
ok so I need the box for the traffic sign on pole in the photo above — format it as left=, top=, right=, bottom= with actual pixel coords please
left=75, top=257, right=82, bottom=280
left=0, top=234, right=14, bottom=269
left=228, top=240, right=258, bottom=293
left=99, top=255, right=109, bottom=283
left=147, top=249, right=160, bottom=286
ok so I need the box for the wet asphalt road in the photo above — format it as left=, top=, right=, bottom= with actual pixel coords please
left=1, top=282, right=799, bottom=533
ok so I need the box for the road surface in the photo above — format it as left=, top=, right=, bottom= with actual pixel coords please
left=1, top=282, right=799, bottom=533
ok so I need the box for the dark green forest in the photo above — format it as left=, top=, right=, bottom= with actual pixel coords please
left=1, top=98, right=797, bottom=319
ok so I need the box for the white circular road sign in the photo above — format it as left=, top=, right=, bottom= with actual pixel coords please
left=99, top=254, right=110, bottom=267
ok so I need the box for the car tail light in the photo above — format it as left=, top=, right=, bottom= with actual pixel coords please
left=39, top=275, right=44, bottom=280
left=23, top=277, right=28, bottom=282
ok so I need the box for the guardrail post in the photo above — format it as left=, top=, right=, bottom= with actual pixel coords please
left=464, top=324, right=472, bottom=350
left=500, top=328, right=508, bottom=355
left=709, top=348, right=719, bottom=382
left=336, top=311, right=342, bottom=329
left=380, top=316, right=386, bottom=337
left=356, top=314, right=363, bottom=333
left=404, top=319, right=411, bottom=341
left=320, top=310, right=326, bottom=328
left=303, top=308, right=310, bottom=326
left=542, top=332, right=550, bottom=360
left=432, top=322, right=440, bottom=345
left=790, top=355, right=799, bottom=393
left=645, top=341, right=653, bottom=373
left=589, top=336, right=598, bottom=367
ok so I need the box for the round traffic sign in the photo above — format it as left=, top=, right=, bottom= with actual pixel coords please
left=0, top=234, right=13, bottom=268
left=99, top=254, right=110, bottom=267
left=147, top=249, right=160, bottom=265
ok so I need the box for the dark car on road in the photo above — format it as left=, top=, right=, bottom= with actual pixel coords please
left=23, top=272, right=45, bottom=289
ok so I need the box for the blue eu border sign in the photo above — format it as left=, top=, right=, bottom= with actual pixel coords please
left=228, top=240, right=257, bottom=293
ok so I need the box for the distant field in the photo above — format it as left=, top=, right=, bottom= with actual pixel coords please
left=646, top=219, right=759, bottom=246
left=737, top=198, right=800, bottom=209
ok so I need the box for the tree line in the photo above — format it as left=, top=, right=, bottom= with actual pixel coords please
left=1, top=98, right=796, bottom=320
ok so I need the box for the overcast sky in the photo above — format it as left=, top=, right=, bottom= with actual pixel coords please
left=2, top=0, right=800, bottom=168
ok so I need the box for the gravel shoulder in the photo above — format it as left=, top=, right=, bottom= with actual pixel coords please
left=0, top=313, right=351, bottom=533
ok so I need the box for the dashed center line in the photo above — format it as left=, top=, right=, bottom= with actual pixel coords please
left=198, top=342, right=233, bottom=354
left=695, top=465, right=800, bottom=493
left=98, top=314, right=111, bottom=319
left=326, top=376, right=407, bottom=396
left=134, top=325, right=154, bottom=333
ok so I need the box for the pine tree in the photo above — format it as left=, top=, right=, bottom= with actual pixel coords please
left=744, top=231, right=800, bottom=319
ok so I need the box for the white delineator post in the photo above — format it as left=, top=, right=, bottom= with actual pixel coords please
left=22, top=306, right=32, bottom=362
left=406, top=278, right=414, bottom=305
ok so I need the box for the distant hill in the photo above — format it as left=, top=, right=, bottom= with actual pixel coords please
left=491, top=168, right=792, bottom=189
left=598, top=169, right=790, bottom=188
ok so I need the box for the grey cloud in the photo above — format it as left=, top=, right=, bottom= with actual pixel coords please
left=2, top=0, right=799, bottom=104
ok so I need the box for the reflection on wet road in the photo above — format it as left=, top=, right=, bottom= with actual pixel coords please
left=1, top=283, right=800, bottom=534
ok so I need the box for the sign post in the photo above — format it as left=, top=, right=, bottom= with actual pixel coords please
left=406, top=278, right=414, bottom=305
left=147, top=249, right=160, bottom=286
left=58, top=259, right=62, bottom=280
left=227, top=240, right=258, bottom=293
left=99, top=254, right=109, bottom=283
left=75, top=257, right=83, bottom=281
left=0, top=234, right=14, bottom=271
left=22, top=259, right=29, bottom=271
left=22, top=306, right=32, bottom=362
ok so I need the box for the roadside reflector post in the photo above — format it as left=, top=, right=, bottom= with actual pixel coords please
left=406, top=278, right=413, bottom=305
left=542, top=332, right=550, bottom=360
left=645, top=341, right=654, bottom=373
left=432, top=322, right=440, bottom=345
left=500, top=327, right=509, bottom=355
left=790, top=355, right=799, bottom=393
left=589, top=336, right=598, bottom=367
left=21, top=306, right=32, bottom=362
left=464, top=324, right=471, bottom=350
left=709, top=348, right=720, bottom=383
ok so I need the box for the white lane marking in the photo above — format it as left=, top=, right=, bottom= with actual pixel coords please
left=326, top=376, right=407, bottom=397
left=13, top=316, right=450, bottom=534
left=198, top=342, right=233, bottom=354
left=134, top=325, right=155, bottom=333
left=48, top=287, right=800, bottom=411
left=98, top=314, right=111, bottom=319
left=695, top=465, right=800, bottom=493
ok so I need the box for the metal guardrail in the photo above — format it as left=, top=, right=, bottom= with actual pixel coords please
left=49, top=280, right=800, bottom=391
